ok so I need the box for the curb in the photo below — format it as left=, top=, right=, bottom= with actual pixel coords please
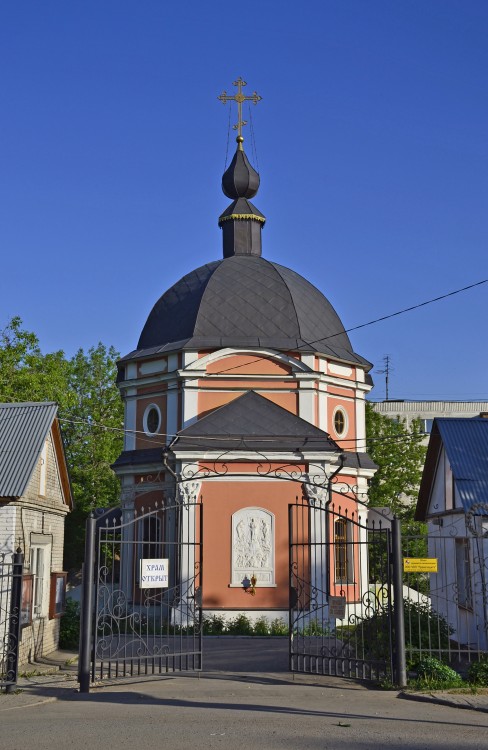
left=400, top=690, right=488, bottom=714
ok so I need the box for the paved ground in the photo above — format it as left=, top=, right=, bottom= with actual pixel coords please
left=1, top=640, right=487, bottom=750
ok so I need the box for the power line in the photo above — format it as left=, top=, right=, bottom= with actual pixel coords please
left=310, top=278, right=488, bottom=346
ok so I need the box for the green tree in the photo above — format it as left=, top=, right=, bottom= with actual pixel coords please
left=0, top=318, right=124, bottom=569
left=0, top=316, right=70, bottom=405
left=365, top=402, right=426, bottom=523
left=62, top=344, right=124, bottom=568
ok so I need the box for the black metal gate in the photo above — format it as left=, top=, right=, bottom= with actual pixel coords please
left=289, top=499, right=404, bottom=682
left=0, top=550, right=23, bottom=693
left=79, top=499, right=202, bottom=690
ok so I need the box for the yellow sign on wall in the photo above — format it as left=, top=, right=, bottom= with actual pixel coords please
left=403, top=558, right=438, bottom=573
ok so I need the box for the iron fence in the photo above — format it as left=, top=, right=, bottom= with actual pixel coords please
left=402, top=526, right=488, bottom=672
left=0, top=549, right=23, bottom=692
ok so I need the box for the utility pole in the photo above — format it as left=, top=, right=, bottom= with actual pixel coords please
left=376, top=355, right=393, bottom=401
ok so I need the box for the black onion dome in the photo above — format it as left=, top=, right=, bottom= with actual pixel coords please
left=130, top=255, right=371, bottom=369
left=222, top=146, right=260, bottom=199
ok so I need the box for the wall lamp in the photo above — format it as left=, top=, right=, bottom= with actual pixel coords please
left=242, top=574, right=257, bottom=596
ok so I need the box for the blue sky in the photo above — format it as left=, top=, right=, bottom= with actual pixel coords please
left=1, top=1, right=487, bottom=401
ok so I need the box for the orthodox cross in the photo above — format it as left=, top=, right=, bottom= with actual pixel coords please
left=218, top=77, right=262, bottom=138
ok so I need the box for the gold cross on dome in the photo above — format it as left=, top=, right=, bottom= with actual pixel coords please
left=218, top=77, right=262, bottom=139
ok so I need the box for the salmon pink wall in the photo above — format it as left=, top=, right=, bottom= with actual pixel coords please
left=135, top=395, right=167, bottom=449
left=201, top=480, right=301, bottom=610
left=328, top=397, right=356, bottom=448
left=206, top=354, right=292, bottom=376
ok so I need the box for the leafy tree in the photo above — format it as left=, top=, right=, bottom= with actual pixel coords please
left=0, top=318, right=124, bottom=569
left=365, top=402, right=426, bottom=523
left=0, top=316, right=70, bottom=405
left=62, top=344, right=124, bottom=568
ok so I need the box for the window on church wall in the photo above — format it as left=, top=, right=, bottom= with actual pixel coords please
left=334, top=518, right=354, bottom=584
left=231, top=508, right=274, bottom=587
left=136, top=515, right=163, bottom=585
left=143, top=403, right=161, bottom=436
left=332, top=407, right=348, bottom=438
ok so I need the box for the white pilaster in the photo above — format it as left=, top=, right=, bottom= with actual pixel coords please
left=182, top=384, right=199, bottom=428
left=298, top=384, right=315, bottom=425
left=124, top=388, right=137, bottom=450
left=355, top=391, right=366, bottom=451
left=318, top=384, right=328, bottom=432
left=166, top=384, right=178, bottom=437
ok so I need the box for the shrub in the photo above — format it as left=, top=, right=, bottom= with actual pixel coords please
left=414, top=657, right=463, bottom=688
left=202, top=614, right=226, bottom=635
left=253, top=616, right=270, bottom=635
left=226, top=613, right=253, bottom=635
left=468, top=658, right=488, bottom=686
left=269, top=618, right=288, bottom=635
left=59, top=598, right=80, bottom=649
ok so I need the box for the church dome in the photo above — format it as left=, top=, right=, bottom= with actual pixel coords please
left=136, top=255, right=369, bottom=367
left=129, top=128, right=370, bottom=370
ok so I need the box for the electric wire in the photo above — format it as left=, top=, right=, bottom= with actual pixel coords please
left=1, top=278, right=486, bottom=449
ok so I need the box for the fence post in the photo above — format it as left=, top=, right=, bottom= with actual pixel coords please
left=391, top=518, right=407, bottom=688
left=5, top=548, right=23, bottom=694
left=79, top=513, right=96, bottom=694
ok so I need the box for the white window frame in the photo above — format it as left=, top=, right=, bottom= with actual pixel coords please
left=455, top=538, right=472, bottom=610
left=332, top=406, right=348, bottom=438
left=31, top=543, right=50, bottom=617
left=143, top=403, right=162, bottom=436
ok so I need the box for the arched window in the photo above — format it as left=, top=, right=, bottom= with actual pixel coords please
left=334, top=518, right=353, bottom=583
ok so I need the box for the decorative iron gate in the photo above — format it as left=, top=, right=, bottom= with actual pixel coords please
left=0, top=550, right=23, bottom=693
left=289, top=499, right=404, bottom=682
left=79, top=499, right=202, bottom=691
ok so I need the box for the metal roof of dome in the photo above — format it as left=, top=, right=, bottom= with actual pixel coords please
left=126, top=255, right=370, bottom=368
left=122, top=133, right=370, bottom=370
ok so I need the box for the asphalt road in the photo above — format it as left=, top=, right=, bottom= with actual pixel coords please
left=2, top=671, right=488, bottom=750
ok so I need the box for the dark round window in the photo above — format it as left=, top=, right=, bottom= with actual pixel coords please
left=333, top=409, right=346, bottom=436
left=146, top=407, right=160, bottom=434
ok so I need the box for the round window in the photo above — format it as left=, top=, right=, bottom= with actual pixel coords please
left=333, top=408, right=347, bottom=437
left=144, top=404, right=161, bottom=435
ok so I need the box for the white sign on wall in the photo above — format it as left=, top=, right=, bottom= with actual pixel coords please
left=139, top=559, right=169, bottom=588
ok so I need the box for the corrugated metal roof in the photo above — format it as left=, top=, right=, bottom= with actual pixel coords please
left=0, top=402, right=58, bottom=498
left=436, top=418, right=488, bottom=513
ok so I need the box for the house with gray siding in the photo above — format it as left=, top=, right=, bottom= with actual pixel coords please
left=0, top=402, right=72, bottom=663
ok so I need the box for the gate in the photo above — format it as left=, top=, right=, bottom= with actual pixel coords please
left=289, top=499, right=404, bottom=682
left=0, top=550, right=23, bottom=693
left=79, top=499, right=202, bottom=691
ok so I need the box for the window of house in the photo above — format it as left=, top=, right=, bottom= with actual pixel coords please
left=455, top=538, right=472, bottom=610
left=334, top=518, right=354, bottom=583
left=31, top=546, right=46, bottom=616
left=422, top=419, right=434, bottom=434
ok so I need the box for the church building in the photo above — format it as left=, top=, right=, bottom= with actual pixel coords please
left=112, top=80, right=376, bottom=626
